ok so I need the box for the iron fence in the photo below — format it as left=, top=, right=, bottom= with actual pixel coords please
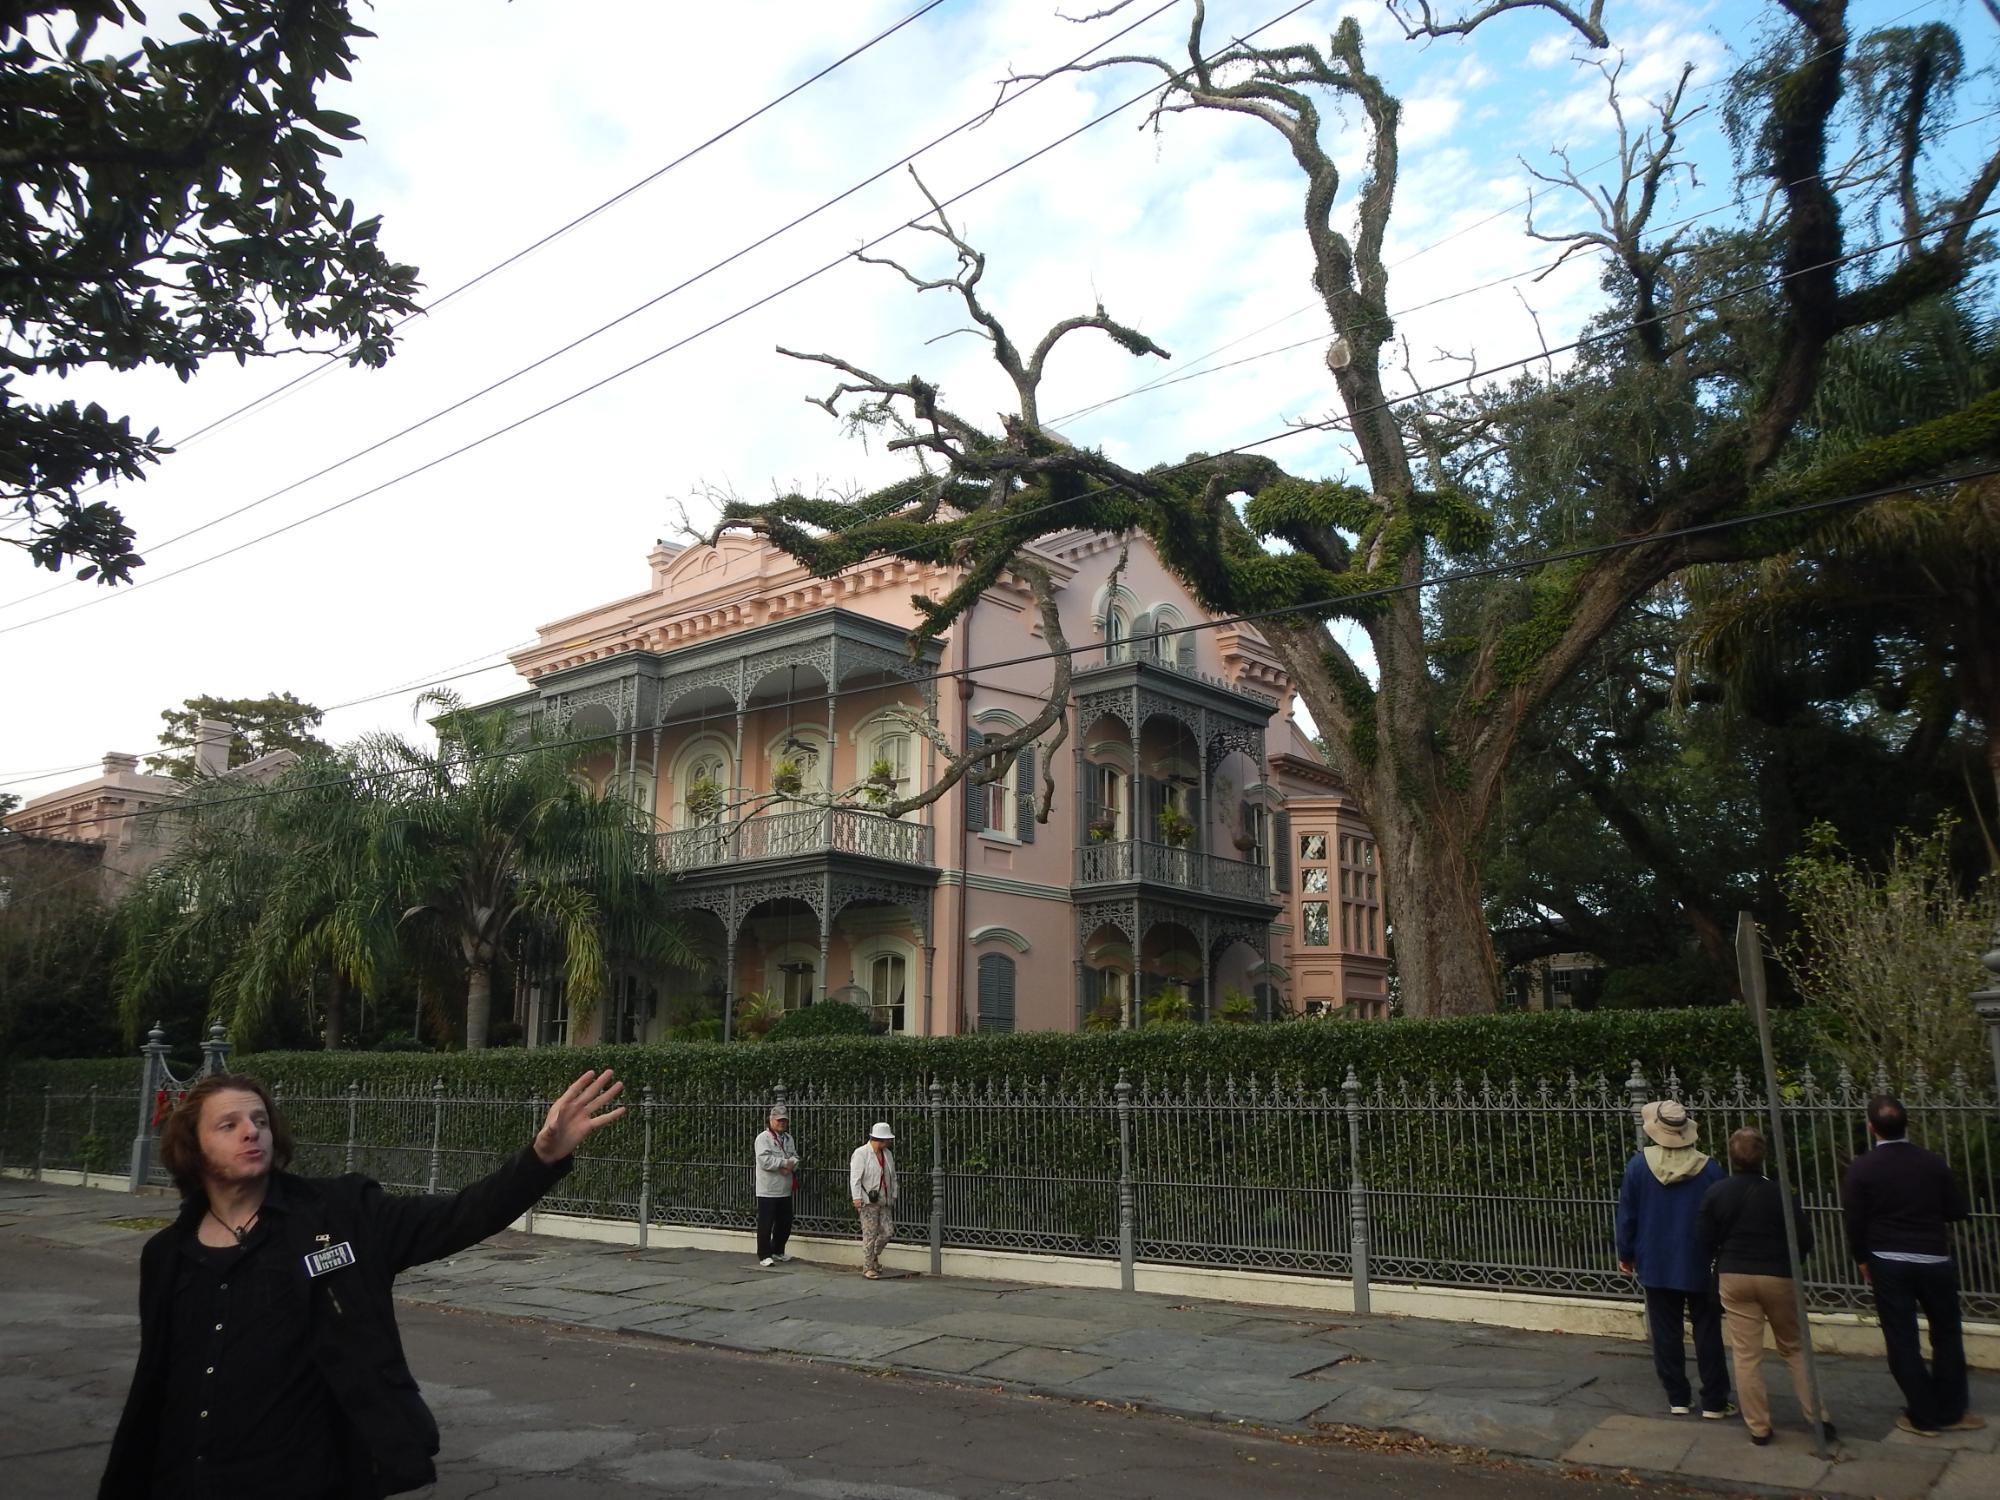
left=6, top=1059, right=1994, bottom=1319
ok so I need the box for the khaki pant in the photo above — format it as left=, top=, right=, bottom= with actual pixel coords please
left=858, top=1201, right=894, bottom=1274
left=1719, top=1272, right=1825, bottom=1437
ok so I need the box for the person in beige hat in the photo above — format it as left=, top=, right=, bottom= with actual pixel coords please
left=1617, top=1099, right=1731, bottom=1418
left=848, top=1122, right=898, bottom=1279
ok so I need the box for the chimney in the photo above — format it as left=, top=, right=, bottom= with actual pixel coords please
left=102, top=752, right=140, bottom=778
left=193, top=719, right=234, bottom=778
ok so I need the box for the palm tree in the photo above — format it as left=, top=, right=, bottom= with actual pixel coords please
left=352, top=693, right=690, bottom=1049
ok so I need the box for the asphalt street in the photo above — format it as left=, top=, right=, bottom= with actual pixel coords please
left=0, top=1227, right=1646, bottom=1499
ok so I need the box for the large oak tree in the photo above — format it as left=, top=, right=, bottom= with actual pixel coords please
left=717, top=0, right=2000, bottom=1016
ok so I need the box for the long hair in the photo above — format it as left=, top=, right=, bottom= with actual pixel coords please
left=157, top=1072, right=294, bottom=1198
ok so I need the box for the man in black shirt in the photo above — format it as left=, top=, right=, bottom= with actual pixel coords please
left=1841, top=1095, right=1982, bottom=1437
left=101, top=1067, right=626, bottom=1497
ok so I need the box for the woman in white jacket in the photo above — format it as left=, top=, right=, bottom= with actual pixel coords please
left=848, top=1122, right=898, bottom=1279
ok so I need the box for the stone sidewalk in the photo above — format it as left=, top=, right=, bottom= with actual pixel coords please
left=5, top=1177, right=1995, bottom=1498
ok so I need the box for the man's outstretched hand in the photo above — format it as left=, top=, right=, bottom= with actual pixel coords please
left=534, top=1070, right=627, bottom=1164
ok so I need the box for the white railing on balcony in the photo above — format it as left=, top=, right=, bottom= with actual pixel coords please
left=1074, top=838, right=1272, bottom=902
left=659, top=808, right=934, bottom=872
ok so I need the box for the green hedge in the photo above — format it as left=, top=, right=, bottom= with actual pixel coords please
left=3, top=1006, right=1828, bottom=1101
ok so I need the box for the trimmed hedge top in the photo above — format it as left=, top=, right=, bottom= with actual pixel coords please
left=4, top=1007, right=1830, bottom=1101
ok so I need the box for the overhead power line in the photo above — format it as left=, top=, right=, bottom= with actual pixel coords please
left=0, top=0, right=1187, bottom=617
left=26, top=458, right=1998, bottom=840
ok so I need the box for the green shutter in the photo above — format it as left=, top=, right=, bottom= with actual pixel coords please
left=978, top=953, right=1015, bottom=1032
left=964, top=730, right=986, bottom=832
left=1015, top=747, right=1036, bottom=843
left=1274, top=811, right=1292, bottom=892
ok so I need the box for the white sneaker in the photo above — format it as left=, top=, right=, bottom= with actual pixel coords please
left=758, top=1256, right=776, bottom=1268
left=772, top=1253, right=791, bottom=1263
left=1668, top=1404, right=1690, bottom=1416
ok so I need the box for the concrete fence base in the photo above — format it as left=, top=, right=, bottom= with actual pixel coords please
left=14, top=1167, right=1995, bottom=1370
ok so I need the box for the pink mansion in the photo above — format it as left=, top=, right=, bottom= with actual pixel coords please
left=483, top=531, right=1391, bottom=1043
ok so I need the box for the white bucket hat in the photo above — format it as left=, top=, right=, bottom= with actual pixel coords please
left=868, top=1122, right=895, bottom=1141
left=1641, top=1099, right=1698, bottom=1149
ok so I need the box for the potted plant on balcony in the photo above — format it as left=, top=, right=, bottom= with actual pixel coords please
left=1156, top=803, right=1195, bottom=849
left=771, top=758, right=804, bottom=797
left=1087, top=815, right=1117, bottom=843
left=1232, top=829, right=1257, bottom=855
left=685, top=774, right=724, bottom=823
left=864, top=757, right=897, bottom=807
left=1216, top=987, right=1257, bottom=1025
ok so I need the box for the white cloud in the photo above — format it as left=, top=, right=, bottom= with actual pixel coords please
left=0, top=0, right=1797, bottom=783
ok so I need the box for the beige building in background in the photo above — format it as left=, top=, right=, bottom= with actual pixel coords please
left=478, top=530, right=1393, bottom=1043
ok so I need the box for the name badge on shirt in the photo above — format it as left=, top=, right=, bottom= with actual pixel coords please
left=304, top=1241, right=356, bottom=1277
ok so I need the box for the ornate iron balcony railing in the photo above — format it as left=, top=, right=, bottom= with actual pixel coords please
left=1074, top=837, right=1272, bottom=902
left=659, top=807, right=934, bottom=872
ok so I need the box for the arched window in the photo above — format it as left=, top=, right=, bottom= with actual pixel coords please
left=765, top=940, right=817, bottom=1011
left=1104, top=603, right=1131, bottom=661
left=868, top=950, right=908, bottom=1033
left=976, top=953, right=1016, bottom=1033
left=766, top=727, right=829, bottom=804
left=864, top=723, right=914, bottom=814
left=1150, top=604, right=1195, bottom=670
left=672, top=737, right=733, bottom=830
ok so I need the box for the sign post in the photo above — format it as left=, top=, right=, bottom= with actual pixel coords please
left=1735, top=911, right=1831, bottom=1456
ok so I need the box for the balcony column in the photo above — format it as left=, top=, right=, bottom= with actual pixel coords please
left=917, top=896, right=934, bottom=1039
left=722, top=920, right=738, bottom=1043
left=731, top=705, right=748, bottom=851
left=818, top=875, right=833, bottom=1004
left=1127, top=897, right=1141, bottom=1030
left=1127, top=690, right=1142, bottom=847
left=1195, top=710, right=1210, bottom=864
left=649, top=725, right=662, bottom=825
left=1200, top=912, right=1213, bottom=1023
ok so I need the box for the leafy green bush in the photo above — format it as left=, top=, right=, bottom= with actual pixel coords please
left=765, top=1002, right=876, bottom=1044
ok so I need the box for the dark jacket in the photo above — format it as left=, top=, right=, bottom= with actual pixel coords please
left=1699, top=1170, right=1813, bottom=1278
left=1615, top=1148, right=1725, bottom=1291
left=101, top=1144, right=570, bottom=1499
left=1842, top=1138, right=1968, bottom=1263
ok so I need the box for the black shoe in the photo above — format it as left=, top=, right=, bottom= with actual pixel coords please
left=1749, top=1431, right=1772, bottom=1446
left=1817, top=1421, right=1837, bottom=1443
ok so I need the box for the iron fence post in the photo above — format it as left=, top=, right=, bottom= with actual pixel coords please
left=1625, top=1060, right=1650, bottom=1146
left=201, top=1022, right=231, bottom=1077
left=928, top=1077, right=945, bottom=1276
left=637, top=1085, right=654, bottom=1249
left=1116, top=1069, right=1135, bottom=1292
left=1343, top=1066, right=1370, bottom=1315
left=344, top=1081, right=360, bottom=1173
left=129, top=1022, right=169, bottom=1191
left=36, top=1084, right=51, bottom=1181
left=427, top=1078, right=444, bottom=1194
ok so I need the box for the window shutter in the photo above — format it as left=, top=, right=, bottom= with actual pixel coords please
left=1015, top=747, right=1036, bottom=843
left=978, top=953, right=1016, bottom=1033
left=964, top=730, right=986, bottom=832
left=1274, top=811, right=1292, bottom=892
left=1175, top=629, right=1196, bottom=671
left=1079, top=963, right=1100, bottom=1030
left=1130, top=607, right=1155, bottom=662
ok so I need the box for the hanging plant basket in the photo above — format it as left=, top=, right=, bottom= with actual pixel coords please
left=685, top=776, right=724, bottom=822
left=1232, top=831, right=1257, bottom=854
left=772, top=760, right=804, bottom=797
left=1156, top=804, right=1195, bottom=848
left=1088, top=817, right=1118, bottom=843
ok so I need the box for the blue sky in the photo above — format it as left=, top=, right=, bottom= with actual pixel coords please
left=3, top=0, right=1995, bottom=790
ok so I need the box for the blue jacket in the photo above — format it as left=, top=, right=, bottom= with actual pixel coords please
left=1616, top=1149, right=1724, bottom=1291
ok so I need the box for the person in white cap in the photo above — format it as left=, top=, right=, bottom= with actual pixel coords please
left=753, top=1105, right=799, bottom=1268
left=848, top=1123, right=898, bottom=1279
left=1617, top=1098, right=1731, bottom=1419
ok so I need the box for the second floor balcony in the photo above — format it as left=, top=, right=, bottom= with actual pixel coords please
left=660, top=807, right=934, bottom=874
left=1074, top=836, right=1274, bottom=905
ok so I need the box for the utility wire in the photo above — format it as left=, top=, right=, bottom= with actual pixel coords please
left=0, top=0, right=1185, bottom=616
left=25, top=458, right=1998, bottom=838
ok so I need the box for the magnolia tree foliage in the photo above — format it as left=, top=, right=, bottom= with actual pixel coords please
left=717, top=0, right=2000, bottom=1016
left=1, top=0, right=421, bottom=582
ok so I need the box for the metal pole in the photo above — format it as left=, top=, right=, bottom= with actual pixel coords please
left=1115, top=1069, right=1135, bottom=1292
left=1970, top=917, right=2000, bottom=1102
left=929, top=1077, right=945, bottom=1276
left=1737, top=912, right=1832, bottom=1458
left=36, top=1084, right=51, bottom=1181
left=427, top=1078, right=445, bottom=1194
left=344, top=1081, right=360, bottom=1174
left=525, top=1095, right=543, bottom=1233
left=637, top=1084, right=654, bottom=1250
left=1343, top=1066, right=1371, bottom=1315
left=129, top=1022, right=169, bottom=1191
left=85, top=1085, right=99, bottom=1188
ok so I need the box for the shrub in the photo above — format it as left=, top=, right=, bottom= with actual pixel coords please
left=766, top=1001, right=876, bottom=1044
